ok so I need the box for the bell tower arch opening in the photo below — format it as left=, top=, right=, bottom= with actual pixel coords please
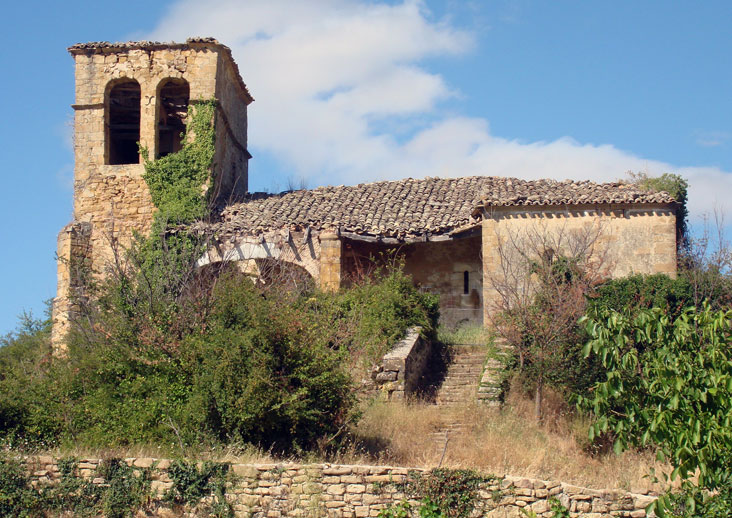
left=157, top=78, right=190, bottom=158
left=106, top=79, right=141, bottom=165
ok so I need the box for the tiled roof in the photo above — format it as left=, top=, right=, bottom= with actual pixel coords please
left=211, top=176, right=676, bottom=239
left=68, top=38, right=253, bottom=104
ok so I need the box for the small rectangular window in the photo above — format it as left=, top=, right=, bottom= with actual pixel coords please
left=463, top=271, right=469, bottom=294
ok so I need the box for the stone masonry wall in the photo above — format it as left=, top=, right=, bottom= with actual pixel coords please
left=25, top=457, right=655, bottom=518
left=342, top=237, right=483, bottom=327
left=53, top=42, right=251, bottom=350
left=481, top=204, right=677, bottom=323
left=200, top=229, right=322, bottom=282
left=320, top=233, right=343, bottom=292
left=51, top=222, right=92, bottom=349
left=213, top=49, right=250, bottom=204
left=371, top=327, right=431, bottom=399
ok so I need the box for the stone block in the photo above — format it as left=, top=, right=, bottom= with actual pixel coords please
left=232, top=465, right=259, bottom=478
left=327, top=484, right=346, bottom=496
left=531, top=500, right=549, bottom=514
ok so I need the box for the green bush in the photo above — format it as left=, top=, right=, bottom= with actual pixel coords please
left=306, top=267, right=439, bottom=368
left=0, top=263, right=436, bottom=452
left=588, top=273, right=692, bottom=320
left=0, top=456, right=40, bottom=517
left=0, top=311, right=65, bottom=450
left=398, top=469, right=496, bottom=518
left=58, top=268, right=356, bottom=451
left=165, top=460, right=233, bottom=517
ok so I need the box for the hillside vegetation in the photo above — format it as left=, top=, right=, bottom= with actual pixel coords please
left=1, top=104, right=729, bottom=517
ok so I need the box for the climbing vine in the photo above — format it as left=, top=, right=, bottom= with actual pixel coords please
left=164, top=460, right=234, bottom=518
left=378, top=468, right=500, bottom=518
left=140, top=98, right=217, bottom=226
left=0, top=456, right=152, bottom=518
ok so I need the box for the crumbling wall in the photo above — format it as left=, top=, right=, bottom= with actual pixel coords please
left=53, top=41, right=252, bottom=350
left=202, top=229, right=322, bottom=284
left=25, top=457, right=656, bottom=518
left=371, top=327, right=431, bottom=399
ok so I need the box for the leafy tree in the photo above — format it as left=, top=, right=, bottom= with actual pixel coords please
left=580, top=304, right=732, bottom=516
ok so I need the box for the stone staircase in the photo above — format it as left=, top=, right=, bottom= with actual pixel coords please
left=430, top=342, right=510, bottom=459
left=435, top=345, right=486, bottom=406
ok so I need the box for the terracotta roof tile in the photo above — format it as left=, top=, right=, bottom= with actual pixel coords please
left=210, top=176, right=676, bottom=239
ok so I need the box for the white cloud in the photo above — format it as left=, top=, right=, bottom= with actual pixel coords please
left=148, top=0, right=732, bottom=220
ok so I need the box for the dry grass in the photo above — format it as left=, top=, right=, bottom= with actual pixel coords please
left=345, top=391, right=671, bottom=492
left=437, top=324, right=493, bottom=346
left=35, top=389, right=670, bottom=493
left=43, top=442, right=278, bottom=465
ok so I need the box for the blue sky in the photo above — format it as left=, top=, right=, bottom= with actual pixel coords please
left=1, top=0, right=730, bottom=335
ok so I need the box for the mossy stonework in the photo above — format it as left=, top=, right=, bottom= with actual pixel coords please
left=52, top=39, right=252, bottom=350
left=19, top=457, right=656, bottom=517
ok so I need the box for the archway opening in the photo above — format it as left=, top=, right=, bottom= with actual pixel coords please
left=107, top=80, right=141, bottom=165
left=157, top=78, right=190, bottom=158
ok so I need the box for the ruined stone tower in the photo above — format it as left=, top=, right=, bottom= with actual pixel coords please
left=52, top=38, right=253, bottom=349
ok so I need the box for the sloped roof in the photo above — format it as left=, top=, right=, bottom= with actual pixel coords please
left=211, top=176, right=676, bottom=239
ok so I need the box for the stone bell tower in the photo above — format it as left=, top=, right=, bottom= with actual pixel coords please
left=52, top=38, right=253, bottom=350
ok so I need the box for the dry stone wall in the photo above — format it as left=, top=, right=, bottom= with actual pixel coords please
left=25, top=457, right=655, bottom=518
left=371, top=327, right=431, bottom=400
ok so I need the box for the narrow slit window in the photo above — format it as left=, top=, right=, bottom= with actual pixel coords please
left=107, top=80, right=141, bottom=165
left=463, top=271, right=469, bottom=294
left=157, top=79, right=190, bottom=158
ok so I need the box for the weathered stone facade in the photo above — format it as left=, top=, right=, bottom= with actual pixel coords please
left=52, top=39, right=252, bottom=350
left=481, top=204, right=677, bottom=323
left=52, top=38, right=681, bottom=348
left=25, top=457, right=656, bottom=517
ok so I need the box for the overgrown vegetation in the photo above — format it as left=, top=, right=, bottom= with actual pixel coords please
left=140, top=99, right=217, bottom=225
left=0, top=264, right=435, bottom=453
left=580, top=304, right=732, bottom=517
left=0, top=95, right=437, bottom=455
left=399, top=469, right=498, bottom=518
left=2, top=110, right=729, bottom=518
left=165, top=460, right=233, bottom=518
left=0, top=456, right=152, bottom=518
left=377, top=468, right=498, bottom=518
left=487, top=218, right=610, bottom=420
left=0, top=455, right=238, bottom=518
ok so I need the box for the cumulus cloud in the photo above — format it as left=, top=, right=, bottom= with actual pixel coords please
left=148, top=0, right=732, bottom=220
